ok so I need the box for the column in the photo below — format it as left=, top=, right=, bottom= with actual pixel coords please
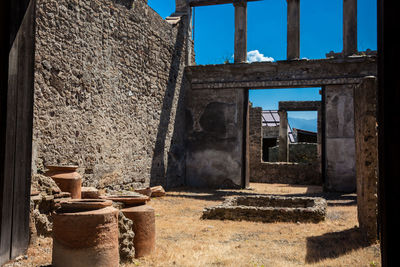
left=287, top=0, right=300, bottom=60
left=234, top=0, right=249, bottom=188
left=354, top=76, right=378, bottom=243
left=343, top=0, right=357, bottom=56
left=234, top=1, right=247, bottom=63
left=278, top=110, right=289, bottom=162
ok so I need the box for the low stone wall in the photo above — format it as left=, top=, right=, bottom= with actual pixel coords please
left=202, top=195, right=327, bottom=223
left=250, top=162, right=322, bottom=185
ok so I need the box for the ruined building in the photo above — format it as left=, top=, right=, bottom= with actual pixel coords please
left=0, top=0, right=384, bottom=264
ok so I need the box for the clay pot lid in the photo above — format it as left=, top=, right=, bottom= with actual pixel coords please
left=46, top=165, right=79, bottom=172
left=100, top=195, right=150, bottom=205
left=122, top=204, right=154, bottom=213
left=57, top=199, right=112, bottom=213
left=134, top=187, right=152, bottom=197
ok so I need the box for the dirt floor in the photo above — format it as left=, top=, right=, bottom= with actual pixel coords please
left=4, top=183, right=381, bottom=267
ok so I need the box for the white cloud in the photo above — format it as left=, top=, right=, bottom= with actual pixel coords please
left=247, top=50, right=274, bottom=63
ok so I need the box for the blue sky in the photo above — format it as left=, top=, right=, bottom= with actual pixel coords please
left=148, top=0, right=377, bottom=131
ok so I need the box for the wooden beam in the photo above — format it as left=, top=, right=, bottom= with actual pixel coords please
left=189, top=0, right=262, bottom=7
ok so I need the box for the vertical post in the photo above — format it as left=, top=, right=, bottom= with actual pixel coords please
left=287, top=0, right=300, bottom=60
left=1, top=0, right=35, bottom=264
left=234, top=0, right=249, bottom=187
left=343, top=0, right=357, bottom=56
left=186, top=5, right=193, bottom=66
left=317, top=107, right=322, bottom=178
left=234, top=0, right=247, bottom=63
left=278, top=110, right=289, bottom=162
left=354, top=76, right=378, bottom=243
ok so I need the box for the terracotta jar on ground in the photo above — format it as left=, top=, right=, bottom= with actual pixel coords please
left=52, top=199, right=119, bottom=267
left=121, top=205, right=155, bottom=257
left=45, top=165, right=82, bottom=199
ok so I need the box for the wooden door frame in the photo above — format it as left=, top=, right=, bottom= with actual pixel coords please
left=0, top=0, right=36, bottom=264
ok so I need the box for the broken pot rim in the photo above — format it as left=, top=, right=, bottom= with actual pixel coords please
left=45, top=165, right=79, bottom=171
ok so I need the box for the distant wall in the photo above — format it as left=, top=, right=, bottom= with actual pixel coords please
left=32, top=0, right=188, bottom=189
left=249, top=107, right=321, bottom=185
left=251, top=162, right=321, bottom=185
left=262, top=126, right=279, bottom=138
left=268, top=143, right=318, bottom=164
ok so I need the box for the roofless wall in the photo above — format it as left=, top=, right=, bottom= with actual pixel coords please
left=32, top=0, right=189, bottom=189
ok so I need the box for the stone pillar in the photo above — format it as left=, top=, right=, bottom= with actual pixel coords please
left=286, top=0, right=300, bottom=60
left=354, top=76, right=378, bottom=243
left=324, top=84, right=356, bottom=192
left=234, top=1, right=249, bottom=187
left=234, top=1, right=247, bottom=63
left=186, top=5, right=193, bottom=66
left=175, top=0, right=187, bottom=14
left=278, top=110, right=289, bottom=162
left=317, top=107, right=322, bottom=176
left=343, top=0, right=357, bottom=56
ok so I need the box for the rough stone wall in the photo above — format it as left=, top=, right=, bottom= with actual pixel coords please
left=354, top=77, right=378, bottom=243
left=249, top=106, right=262, bottom=180
left=185, top=88, right=246, bottom=188
left=324, top=84, right=356, bottom=192
left=32, top=0, right=188, bottom=189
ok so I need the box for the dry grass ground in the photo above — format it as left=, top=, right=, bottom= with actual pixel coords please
left=5, top=183, right=381, bottom=267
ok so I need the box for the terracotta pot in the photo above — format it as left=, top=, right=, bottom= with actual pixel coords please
left=52, top=203, right=119, bottom=267
left=100, top=195, right=150, bottom=207
left=121, top=205, right=155, bottom=258
left=45, top=165, right=82, bottom=199
left=134, top=187, right=152, bottom=197
left=57, top=199, right=112, bottom=213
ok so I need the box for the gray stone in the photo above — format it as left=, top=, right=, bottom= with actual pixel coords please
left=202, top=195, right=327, bottom=223
left=118, top=211, right=135, bottom=262
left=32, top=0, right=188, bottom=190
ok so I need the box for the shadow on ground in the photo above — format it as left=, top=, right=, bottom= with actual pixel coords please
left=305, top=227, right=369, bottom=263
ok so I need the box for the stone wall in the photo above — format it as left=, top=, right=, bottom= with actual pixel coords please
left=263, top=126, right=279, bottom=138
left=324, top=84, right=356, bottom=192
left=250, top=162, right=321, bottom=185
left=354, top=77, right=378, bottom=243
left=32, top=0, right=188, bottom=189
left=185, top=88, right=246, bottom=188
left=249, top=106, right=321, bottom=185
